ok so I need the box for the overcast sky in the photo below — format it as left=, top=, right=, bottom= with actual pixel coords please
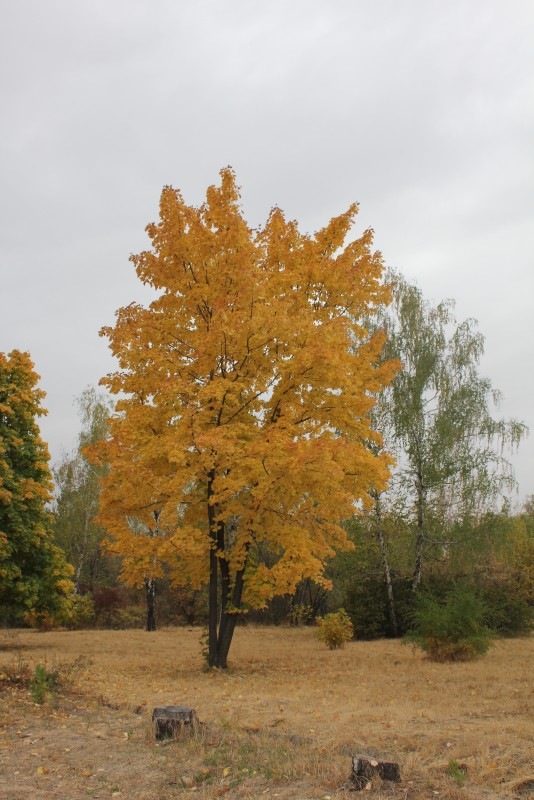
left=1, top=0, right=533, bottom=505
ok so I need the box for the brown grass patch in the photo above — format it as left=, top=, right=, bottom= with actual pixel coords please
left=0, top=627, right=532, bottom=799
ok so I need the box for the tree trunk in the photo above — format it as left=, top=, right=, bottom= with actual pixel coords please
left=73, top=512, right=92, bottom=594
left=145, top=577, right=156, bottom=631
left=213, top=565, right=246, bottom=668
left=207, top=526, right=219, bottom=666
left=207, top=470, right=223, bottom=667
left=413, top=467, right=425, bottom=590
left=372, top=492, right=398, bottom=636
left=206, top=473, right=249, bottom=668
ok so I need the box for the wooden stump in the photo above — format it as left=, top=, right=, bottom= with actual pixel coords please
left=152, top=706, right=197, bottom=740
left=351, top=755, right=401, bottom=790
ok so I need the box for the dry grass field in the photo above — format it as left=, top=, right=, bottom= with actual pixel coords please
left=0, top=626, right=532, bottom=800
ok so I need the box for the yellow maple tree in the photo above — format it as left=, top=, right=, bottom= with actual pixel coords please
left=92, top=169, right=398, bottom=667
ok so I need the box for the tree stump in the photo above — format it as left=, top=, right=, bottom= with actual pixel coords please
left=152, top=706, right=197, bottom=740
left=351, top=755, right=401, bottom=789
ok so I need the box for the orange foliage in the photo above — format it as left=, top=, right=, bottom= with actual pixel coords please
left=90, top=169, right=397, bottom=658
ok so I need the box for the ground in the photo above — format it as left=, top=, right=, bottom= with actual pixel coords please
left=0, top=627, right=532, bottom=799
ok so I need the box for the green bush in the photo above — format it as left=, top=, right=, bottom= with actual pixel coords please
left=28, top=656, right=91, bottom=703
left=447, top=759, right=467, bottom=787
left=62, top=593, right=96, bottom=629
left=109, top=605, right=146, bottom=629
left=30, top=663, right=61, bottom=704
left=288, top=604, right=315, bottom=627
left=405, top=583, right=494, bottom=661
left=481, top=580, right=533, bottom=636
left=316, top=609, right=353, bottom=650
left=343, top=577, right=388, bottom=639
left=344, top=575, right=415, bottom=639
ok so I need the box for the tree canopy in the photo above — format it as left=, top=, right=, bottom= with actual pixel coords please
left=0, top=350, right=73, bottom=623
left=91, top=168, right=398, bottom=666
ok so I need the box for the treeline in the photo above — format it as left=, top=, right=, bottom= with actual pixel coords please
left=1, top=172, right=531, bottom=651
left=1, top=279, right=532, bottom=636
left=43, top=273, right=532, bottom=637
left=49, top=471, right=534, bottom=639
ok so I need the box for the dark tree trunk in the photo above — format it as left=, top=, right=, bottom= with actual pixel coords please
left=213, top=565, right=246, bottom=668
left=290, top=578, right=328, bottom=624
left=143, top=510, right=160, bottom=632
left=206, top=473, right=248, bottom=668
left=145, top=577, right=156, bottom=631
left=207, top=472, right=219, bottom=667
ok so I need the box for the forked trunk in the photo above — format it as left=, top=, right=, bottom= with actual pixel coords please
left=207, top=555, right=246, bottom=668
left=206, top=473, right=247, bottom=668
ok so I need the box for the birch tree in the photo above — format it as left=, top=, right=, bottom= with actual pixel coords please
left=53, top=388, right=113, bottom=593
left=376, top=273, right=527, bottom=590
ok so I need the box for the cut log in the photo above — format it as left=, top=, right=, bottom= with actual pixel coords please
left=351, top=755, right=401, bottom=790
left=152, top=706, right=197, bottom=740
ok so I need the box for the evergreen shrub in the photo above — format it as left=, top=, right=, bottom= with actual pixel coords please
left=405, top=583, right=494, bottom=661
left=30, top=664, right=61, bottom=704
